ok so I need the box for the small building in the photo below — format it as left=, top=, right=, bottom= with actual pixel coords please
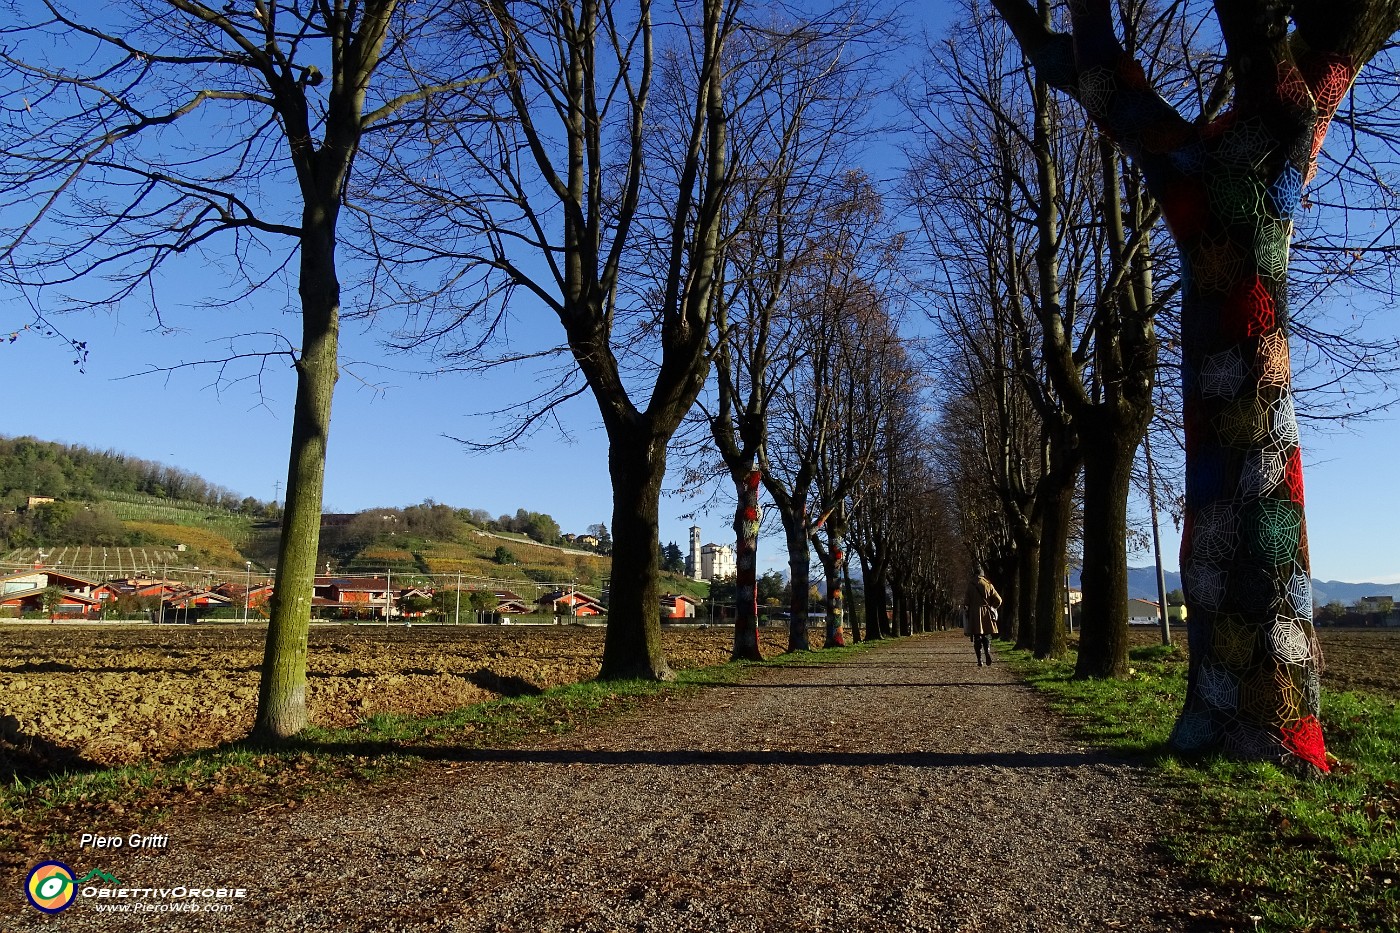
left=1127, top=598, right=1163, bottom=625
left=496, top=598, right=532, bottom=615
left=537, top=589, right=605, bottom=617
left=166, top=587, right=232, bottom=609
left=0, top=585, right=98, bottom=616
left=214, top=580, right=275, bottom=611
left=0, top=568, right=101, bottom=616
left=310, top=575, right=404, bottom=618
left=660, top=593, right=698, bottom=619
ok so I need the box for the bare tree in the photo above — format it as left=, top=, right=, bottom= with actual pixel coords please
left=699, top=10, right=882, bottom=661
left=0, top=0, right=482, bottom=738
left=362, top=0, right=745, bottom=679
left=907, top=52, right=1078, bottom=660
left=991, top=0, right=1400, bottom=772
left=844, top=360, right=924, bottom=641
left=758, top=174, right=907, bottom=651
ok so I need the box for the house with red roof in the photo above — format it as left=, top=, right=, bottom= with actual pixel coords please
left=660, top=593, right=698, bottom=620
left=536, top=589, right=605, bottom=617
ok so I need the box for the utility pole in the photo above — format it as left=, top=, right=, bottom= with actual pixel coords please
left=455, top=572, right=461, bottom=625
left=243, top=561, right=252, bottom=624
left=1145, top=434, right=1172, bottom=646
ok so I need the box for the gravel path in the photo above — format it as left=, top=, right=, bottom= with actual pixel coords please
left=8, top=632, right=1234, bottom=931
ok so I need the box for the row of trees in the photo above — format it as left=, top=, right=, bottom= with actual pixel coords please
left=907, top=0, right=1400, bottom=776
left=5, top=1, right=1399, bottom=778
left=0, top=0, right=904, bottom=736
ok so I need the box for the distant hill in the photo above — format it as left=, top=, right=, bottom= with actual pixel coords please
left=1069, top=565, right=1400, bottom=608
left=0, top=437, right=705, bottom=600
left=0, top=434, right=273, bottom=514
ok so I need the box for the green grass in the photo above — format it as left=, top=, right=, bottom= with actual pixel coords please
left=1, top=634, right=877, bottom=868
left=1003, top=642, right=1400, bottom=932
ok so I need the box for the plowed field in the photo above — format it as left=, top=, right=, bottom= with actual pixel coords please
left=3, top=623, right=1394, bottom=777
left=0, top=622, right=792, bottom=770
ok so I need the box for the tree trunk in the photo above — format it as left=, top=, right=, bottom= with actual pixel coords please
left=842, top=562, right=860, bottom=643
left=599, top=427, right=673, bottom=681
left=1035, top=430, right=1078, bottom=659
left=785, top=520, right=812, bottom=652
left=991, top=550, right=1018, bottom=648
left=863, top=559, right=886, bottom=641
left=1035, top=476, right=1072, bottom=660
left=821, top=543, right=848, bottom=648
left=889, top=577, right=907, bottom=637
left=1014, top=520, right=1041, bottom=648
left=1074, top=419, right=1139, bottom=678
left=731, top=467, right=763, bottom=661
left=252, top=226, right=338, bottom=741
left=1171, top=175, right=1326, bottom=770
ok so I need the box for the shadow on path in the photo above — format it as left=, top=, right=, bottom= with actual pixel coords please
left=278, top=741, right=1121, bottom=771
left=711, top=681, right=1022, bottom=690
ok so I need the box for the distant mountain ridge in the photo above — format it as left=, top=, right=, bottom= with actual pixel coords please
left=1069, top=566, right=1400, bottom=607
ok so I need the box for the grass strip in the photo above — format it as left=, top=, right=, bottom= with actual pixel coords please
left=1003, top=641, right=1400, bottom=932
left=0, top=635, right=878, bottom=872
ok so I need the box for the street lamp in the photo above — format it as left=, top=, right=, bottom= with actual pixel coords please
left=243, top=561, right=252, bottom=624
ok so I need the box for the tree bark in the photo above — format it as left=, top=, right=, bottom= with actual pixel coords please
left=861, top=552, right=886, bottom=640
left=1014, top=516, right=1042, bottom=648
left=991, top=549, right=1019, bottom=647
left=1074, top=418, right=1140, bottom=678
left=252, top=225, right=339, bottom=738
left=599, top=426, right=674, bottom=681
left=731, top=467, right=763, bottom=661
left=1034, top=469, right=1073, bottom=660
left=785, top=519, right=813, bottom=652
left=815, top=519, right=849, bottom=648
left=823, top=552, right=848, bottom=647
left=889, top=576, right=907, bottom=637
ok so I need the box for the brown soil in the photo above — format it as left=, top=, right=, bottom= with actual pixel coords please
left=1310, top=627, right=1400, bottom=699
left=0, top=622, right=792, bottom=769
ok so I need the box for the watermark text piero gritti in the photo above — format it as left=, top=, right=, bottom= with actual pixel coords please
left=79, top=832, right=170, bottom=850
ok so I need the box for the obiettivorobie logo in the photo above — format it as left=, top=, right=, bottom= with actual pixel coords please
left=24, top=860, right=249, bottom=915
left=25, top=861, right=72, bottom=913
left=24, top=863, right=122, bottom=913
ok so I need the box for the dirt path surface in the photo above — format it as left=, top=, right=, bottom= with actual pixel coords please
left=7, top=633, right=1232, bottom=932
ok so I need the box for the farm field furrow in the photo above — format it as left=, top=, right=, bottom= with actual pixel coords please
left=0, top=623, right=794, bottom=770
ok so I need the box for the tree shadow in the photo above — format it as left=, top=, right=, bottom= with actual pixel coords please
left=0, top=714, right=101, bottom=783
left=713, top=681, right=1024, bottom=690
left=270, top=739, right=1123, bottom=772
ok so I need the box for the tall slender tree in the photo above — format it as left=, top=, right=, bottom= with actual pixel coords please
left=0, top=0, right=482, bottom=738
left=759, top=176, right=906, bottom=652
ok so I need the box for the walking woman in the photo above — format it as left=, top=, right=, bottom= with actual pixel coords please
left=965, top=565, right=1002, bottom=667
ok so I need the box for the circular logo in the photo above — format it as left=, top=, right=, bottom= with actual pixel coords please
left=25, top=861, right=77, bottom=913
